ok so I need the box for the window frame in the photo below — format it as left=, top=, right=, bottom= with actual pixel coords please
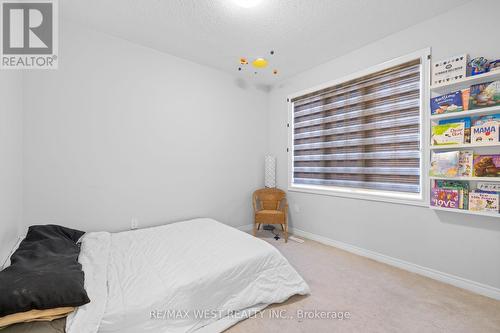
left=287, top=48, right=431, bottom=207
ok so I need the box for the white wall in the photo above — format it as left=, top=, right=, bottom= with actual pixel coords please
left=268, top=0, right=500, bottom=290
left=22, top=22, right=268, bottom=232
left=0, top=71, right=23, bottom=263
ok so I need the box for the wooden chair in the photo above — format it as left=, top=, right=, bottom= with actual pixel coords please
left=252, top=188, right=288, bottom=242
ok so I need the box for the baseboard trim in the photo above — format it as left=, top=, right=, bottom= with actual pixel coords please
left=290, top=227, right=500, bottom=301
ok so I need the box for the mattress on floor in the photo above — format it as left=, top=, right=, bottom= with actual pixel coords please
left=66, top=218, right=310, bottom=333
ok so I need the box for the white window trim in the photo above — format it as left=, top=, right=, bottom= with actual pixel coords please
left=287, top=48, right=431, bottom=207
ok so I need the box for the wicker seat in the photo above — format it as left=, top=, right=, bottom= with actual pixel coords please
left=252, top=188, right=288, bottom=242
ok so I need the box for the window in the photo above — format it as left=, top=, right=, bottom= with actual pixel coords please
left=288, top=50, right=430, bottom=205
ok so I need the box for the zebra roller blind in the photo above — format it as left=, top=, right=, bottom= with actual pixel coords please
left=291, top=59, right=422, bottom=194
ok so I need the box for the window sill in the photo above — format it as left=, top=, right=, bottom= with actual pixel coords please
left=288, top=183, right=427, bottom=207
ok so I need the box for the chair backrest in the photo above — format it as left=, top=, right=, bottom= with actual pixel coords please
left=253, top=188, right=286, bottom=210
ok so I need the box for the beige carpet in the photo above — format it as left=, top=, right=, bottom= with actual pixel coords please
left=227, top=230, right=500, bottom=333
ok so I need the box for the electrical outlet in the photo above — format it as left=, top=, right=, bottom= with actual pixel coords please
left=130, top=218, right=139, bottom=230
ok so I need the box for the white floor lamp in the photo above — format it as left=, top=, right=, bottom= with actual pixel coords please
left=264, top=155, right=276, bottom=188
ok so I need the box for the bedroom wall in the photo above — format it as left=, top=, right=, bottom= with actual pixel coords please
left=0, top=72, right=23, bottom=263
left=267, top=0, right=500, bottom=291
left=22, top=22, right=268, bottom=232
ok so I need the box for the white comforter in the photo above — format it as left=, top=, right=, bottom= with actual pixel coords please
left=66, top=218, right=310, bottom=333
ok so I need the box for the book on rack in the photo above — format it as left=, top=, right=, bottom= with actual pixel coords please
left=430, top=91, right=463, bottom=115
left=458, top=151, right=473, bottom=177
left=431, top=188, right=460, bottom=209
left=472, top=114, right=500, bottom=126
left=431, top=180, right=470, bottom=210
left=431, top=123, right=465, bottom=146
left=477, top=182, right=500, bottom=192
left=473, top=154, right=500, bottom=177
left=469, top=191, right=499, bottom=212
left=430, top=151, right=459, bottom=177
left=438, top=117, right=471, bottom=143
left=471, top=114, right=500, bottom=144
left=468, top=81, right=500, bottom=110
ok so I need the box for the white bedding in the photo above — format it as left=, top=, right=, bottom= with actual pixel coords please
left=66, top=218, right=310, bottom=333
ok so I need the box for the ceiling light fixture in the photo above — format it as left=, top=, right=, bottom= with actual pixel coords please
left=232, top=0, right=263, bottom=8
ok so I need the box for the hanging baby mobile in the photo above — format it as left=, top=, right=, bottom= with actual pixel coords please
left=238, top=50, right=278, bottom=76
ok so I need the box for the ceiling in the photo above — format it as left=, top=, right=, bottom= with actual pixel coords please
left=62, top=0, right=469, bottom=84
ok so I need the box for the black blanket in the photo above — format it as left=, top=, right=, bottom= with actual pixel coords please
left=0, top=225, right=90, bottom=317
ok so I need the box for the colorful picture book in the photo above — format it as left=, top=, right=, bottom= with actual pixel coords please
left=469, top=191, right=499, bottom=212
left=431, top=188, right=460, bottom=209
left=472, top=114, right=500, bottom=126
left=473, top=155, right=500, bottom=177
left=469, top=114, right=500, bottom=144
left=471, top=121, right=499, bottom=144
left=430, top=91, right=463, bottom=115
left=469, top=81, right=500, bottom=110
left=431, top=123, right=465, bottom=145
left=438, top=117, right=471, bottom=143
left=430, top=151, right=459, bottom=177
left=458, top=151, right=473, bottom=177
left=431, top=180, right=469, bottom=210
